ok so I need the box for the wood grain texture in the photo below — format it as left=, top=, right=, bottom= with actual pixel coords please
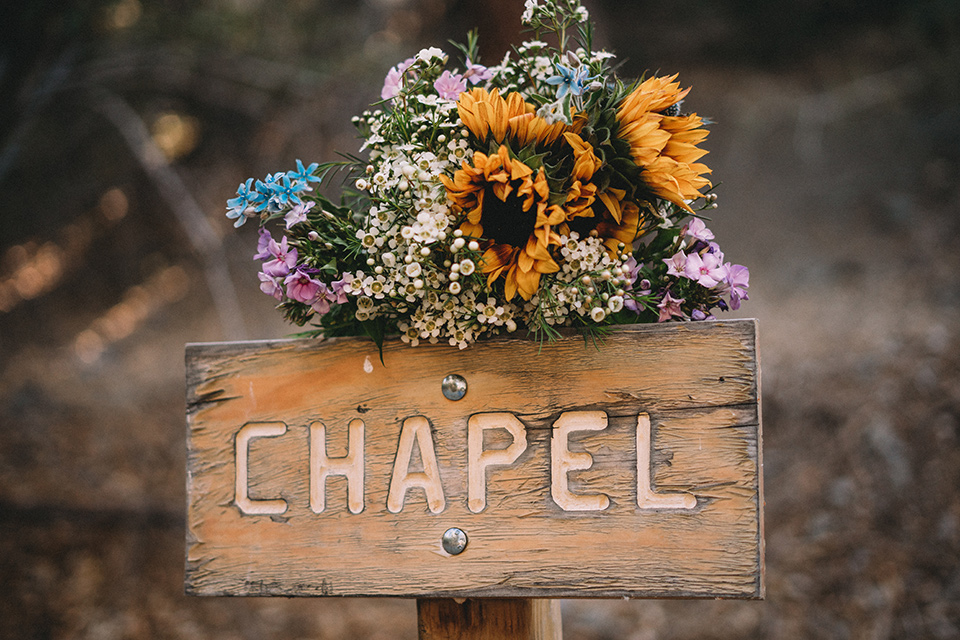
left=417, top=598, right=562, bottom=640
left=185, top=320, right=763, bottom=599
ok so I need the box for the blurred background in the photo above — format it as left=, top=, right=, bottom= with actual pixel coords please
left=1, top=0, right=959, bottom=638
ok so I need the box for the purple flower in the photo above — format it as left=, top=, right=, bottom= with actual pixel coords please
left=311, top=294, right=333, bottom=316
left=622, top=255, right=640, bottom=287
left=463, top=59, right=493, bottom=85
left=381, top=67, right=404, bottom=100
left=663, top=251, right=688, bottom=278
left=330, top=273, right=354, bottom=304
left=261, top=236, right=298, bottom=277
left=254, top=228, right=273, bottom=260
left=683, top=218, right=715, bottom=242
left=284, top=269, right=323, bottom=304
left=683, top=251, right=724, bottom=288
left=691, top=309, right=715, bottom=321
left=285, top=201, right=315, bottom=229
left=657, top=291, right=685, bottom=322
left=381, top=58, right=415, bottom=100
left=622, top=257, right=647, bottom=313
left=434, top=70, right=467, bottom=100
left=707, top=241, right=725, bottom=262
left=258, top=272, right=283, bottom=300
left=724, top=263, right=750, bottom=310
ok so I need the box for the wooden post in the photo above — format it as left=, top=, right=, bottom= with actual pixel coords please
left=418, top=598, right=561, bottom=640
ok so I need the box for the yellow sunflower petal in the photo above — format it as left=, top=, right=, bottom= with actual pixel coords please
left=598, top=190, right=623, bottom=224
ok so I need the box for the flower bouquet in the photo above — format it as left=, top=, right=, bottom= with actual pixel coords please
left=225, top=0, right=749, bottom=350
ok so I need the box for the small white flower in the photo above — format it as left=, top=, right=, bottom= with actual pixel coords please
left=537, top=100, right=569, bottom=126
left=590, top=307, right=606, bottom=322
left=401, top=326, right=420, bottom=346
left=415, top=94, right=441, bottom=107
left=521, top=0, right=538, bottom=23
left=417, top=47, right=445, bottom=64
left=357, top=296, right=374, bottom=311
left=405, top=262, right=422, bottom=278
left=459, top=259, right=476, bottom=276
left=477, top=298, right=504, bottom=324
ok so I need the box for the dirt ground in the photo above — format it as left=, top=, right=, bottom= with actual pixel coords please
left=1, top=1, right=959, bottom=638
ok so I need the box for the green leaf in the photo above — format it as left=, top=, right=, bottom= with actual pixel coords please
left=360, top=318, right=389, bottom=365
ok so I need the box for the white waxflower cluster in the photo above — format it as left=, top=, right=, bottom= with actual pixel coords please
left=397, top=289, right=524, bottom=349
left=531, top=233, right=633, bottom=326
left=574, top=47, right=616, bottom=66
left=521, top=0, right=589, bottom=29
left=342, top=104, right=529, bottom=348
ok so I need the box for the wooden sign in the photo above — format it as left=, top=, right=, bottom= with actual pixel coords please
left=185, top=319, right=763, bottom=599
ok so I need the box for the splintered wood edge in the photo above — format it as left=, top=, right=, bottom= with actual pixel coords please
left=185, top=318, right=756, bottom=358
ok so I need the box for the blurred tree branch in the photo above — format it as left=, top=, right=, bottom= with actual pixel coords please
left=91, top=87, right=247, bottom=339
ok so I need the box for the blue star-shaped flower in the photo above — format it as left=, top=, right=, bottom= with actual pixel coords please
left=287, top=159, right=321, bottom=184
left=226, top=178, right=258, bottom=227
left=545, top=63, right=596, bottom=99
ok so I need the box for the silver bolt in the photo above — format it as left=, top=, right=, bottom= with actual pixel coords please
left=441, top=527, right=468, bottom=555
left=441, top=374, right=467, bottom=401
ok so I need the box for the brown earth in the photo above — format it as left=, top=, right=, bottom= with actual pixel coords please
left=1, top=0, right=959, bottom=638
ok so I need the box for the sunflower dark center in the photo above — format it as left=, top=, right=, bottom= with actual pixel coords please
left=566, top=215, right=599, bottom=238
left=660, top=101, right=682, bottom=117
left=481, top=184, right=536, bottom=248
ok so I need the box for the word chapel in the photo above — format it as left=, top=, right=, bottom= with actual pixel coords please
left=235, top=411, right=697, bottom=516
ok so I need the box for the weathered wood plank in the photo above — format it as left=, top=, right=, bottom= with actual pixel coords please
left=185, top=319, right=763, bottom=598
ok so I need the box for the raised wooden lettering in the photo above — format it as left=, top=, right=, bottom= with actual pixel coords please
left=550, top=411, right=610, bottom=511
left=467, top=413, right=528, bottom=513
left=387, top=416, right=446, bottom=514
left=636, top=413, right=697, bottom=510
left=234, top=422, right=287, bottom=516
left=310, top=419, right=365, bottom=514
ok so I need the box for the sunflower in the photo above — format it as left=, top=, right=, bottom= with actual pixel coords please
left=458, top=88, right=567, bottom=147
left=440, top=145, right=562, bottom=301
left=616, top=74, right=712, bottom=212
left=561, top=132, right=602, bottom=221
left=557, top=134, right=648, bottom=256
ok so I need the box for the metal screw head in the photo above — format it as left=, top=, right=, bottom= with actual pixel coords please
left=441, top=527, right=468, bottom=555
left=441, top=374, right=467, bottom=401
